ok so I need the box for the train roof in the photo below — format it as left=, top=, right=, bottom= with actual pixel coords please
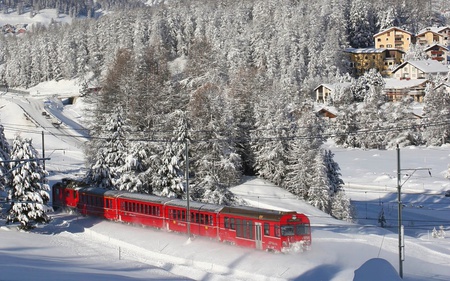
left=118, top=192, right=173, bottom=204
left=165, top=199, right=224, bottom=213
left=79, top=187, right=126, bottom=197
left=220, top=205, right=298, bottom=221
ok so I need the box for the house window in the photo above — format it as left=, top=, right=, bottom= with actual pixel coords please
left=377, top=38, right=381, bottom=42
left=387, top=32, right=390, bottom=36
left=387, top=44, right=392, bottom=48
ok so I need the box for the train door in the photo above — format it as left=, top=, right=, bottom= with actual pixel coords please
left=255, top=222, right=262, bottom=250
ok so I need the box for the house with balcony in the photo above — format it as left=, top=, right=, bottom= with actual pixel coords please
left=373, top=27, right=413, bottom=51
left=344, top=48, right=404, bottom=77
left=391, top=60, right=449, bottom=80
left=424, top=44, right=449, bottom=64
left=416, top=26, right=450, bottom=46
left=314, top=82, right=351, bottom=103
left=383, top=78, right=430, bottom=102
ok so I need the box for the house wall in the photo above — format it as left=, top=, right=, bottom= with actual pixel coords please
left=348, top=52, right=386, bottom=76
left=393, top=64, right=426, bottom=79
left=315, top=86, right=333, bottom=103
left=426, top=46, right=448, bottom=64
left=416, top=32, right=442, bottom=46
left=375, top=29, right=412, bottom=51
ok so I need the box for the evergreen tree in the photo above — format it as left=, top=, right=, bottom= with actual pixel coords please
left=6, top=136, right=50, bottom=230
left=422, top=85, right=450, bottom=146
left=150, top=110, right=186, bottom=198
left=0, top=124, right=10, bottom=190
left=283, top=101, right=325, bottom=199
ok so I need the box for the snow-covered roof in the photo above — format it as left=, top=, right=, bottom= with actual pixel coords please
left=373, top=26, right=412, bottom=37
left=314, top=82, right=351, bottom=92
left=392, top=60, right=449, bottom=74
left=417, top=26, right=450, bottom=36
left=424, top=44, right=449, bottom=51
left=344, top=48, right=386, bottom=54
left=383, top=78, right=430, bottom=89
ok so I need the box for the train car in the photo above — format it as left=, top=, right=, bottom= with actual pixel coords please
left=218, top=206, right=311, bottom=252
left=52, top=179, right=82, bottom=210
left=116, top=193, right=171, bottom=229
left=77, top=187, right=125, bottom=220
left=165, top=199, right=222, bottom=238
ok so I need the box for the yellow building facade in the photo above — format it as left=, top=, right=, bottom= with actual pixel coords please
left=373, top=27, right=413, bottom=51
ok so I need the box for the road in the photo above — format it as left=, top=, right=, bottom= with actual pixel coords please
left=1, top=93, right=89, bottom=148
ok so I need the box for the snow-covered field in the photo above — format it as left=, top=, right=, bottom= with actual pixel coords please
left=0, top=8, right=449, bottom=281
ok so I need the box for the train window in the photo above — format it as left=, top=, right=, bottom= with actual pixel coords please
left=182, top=210, right=186, bottom=221
left=224, top=217, right=229, bottom=228
left=196, top=213, right=200, bottom=223
left=281, top=225, right=295, bottom=236
left=55, top=189, right=60, bottom=195
left=200, top=214, right=204, bottom=224
left=152, top=206, right=156, bottom=216
left=156, top=207, right=160, bottom=216
left=264, top=223, right=270, bottom=236
left=73, top=192, right=77, bottom=199
left=204, top=215, right=209, bottom=225
left=177, top=210, right=181, bottom=220
left=236, top=219, right=242, bottom=237
left=296, top=224, right=309, bottom=235
left=209, top=215, right=213, bottom=226
left=275, top=225, right=280, bottom=237
left=230, top=218, right=235, bottom=230
left=246, top=220, right=254, bottom=239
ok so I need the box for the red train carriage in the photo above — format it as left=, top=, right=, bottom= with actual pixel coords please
left=165, top=199, right=222, bottom=238
left=218, top=206, right=311, bottom=252
left=77, top=188, right=124, bottom=220
left=116, top=193, right=171, bottom=229
left=52, top=180, right=81, bottom=210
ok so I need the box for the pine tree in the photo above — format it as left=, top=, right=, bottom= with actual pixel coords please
left=422, top=85, right=450, bottom=146
left=0, top=124, right=10, bottom=190
left=150, top=110, right=187, bottom=198
left=6, top=136, right=50, bottom=230
left=283, top=101, right=325, bottom=199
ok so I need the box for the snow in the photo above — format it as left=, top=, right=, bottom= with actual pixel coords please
left=0, top=9, right=449, bottom=281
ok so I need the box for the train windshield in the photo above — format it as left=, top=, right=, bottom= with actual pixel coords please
left=281, top=223, right=310, bottom=236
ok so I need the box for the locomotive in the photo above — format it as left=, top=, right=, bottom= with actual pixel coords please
left=52, top=179, right=311, bottom=252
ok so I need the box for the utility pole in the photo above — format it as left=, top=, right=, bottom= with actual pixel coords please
left=185, top=120, right=190, bottom=239
left=397, top=144, right=404, bottom=279
left=396, top=144, right=431, bottom=279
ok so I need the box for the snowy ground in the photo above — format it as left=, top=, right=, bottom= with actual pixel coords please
left=1, top=79, right=449, bottom=281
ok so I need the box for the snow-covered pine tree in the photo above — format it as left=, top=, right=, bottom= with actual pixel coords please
left=85, top=107, right=129, bottom=189
left=422, top=84, right=450, bottom=146
left=150, top=110, right=186, bottom=198
left=6, top=136, right=50, bottom=230
left=0, top=124, right=10, bottom=190
left=307, top=149, right=332, bottom=213
left=331, top=190, right=354, bottom=222
left=324, top=149, right=344, bottom=194
left=251, top=92, right=291, bottom=186
left=348, top=0, right=376, bottom=48
left=283, top=101, right=325, bottom=199
left=188, top=83, right=242, bottom=205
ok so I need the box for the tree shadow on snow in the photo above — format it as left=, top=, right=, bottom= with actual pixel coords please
left=292, top=264, right=341, bottom=281
left=32, top=211, right=100, bottom=235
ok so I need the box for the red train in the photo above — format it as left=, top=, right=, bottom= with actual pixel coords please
left=52, top=179, right=311, bottom=252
